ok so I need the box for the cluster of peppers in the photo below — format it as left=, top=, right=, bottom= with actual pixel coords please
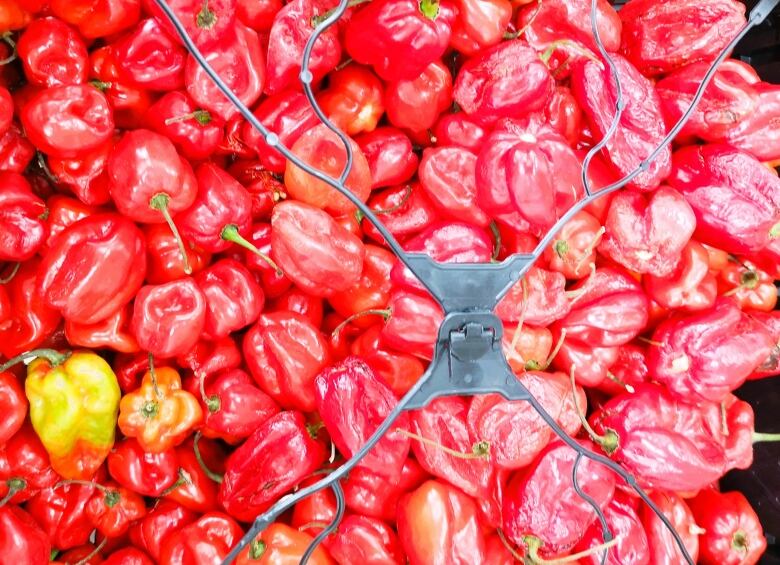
left=0, top=0, right=779, bottom=562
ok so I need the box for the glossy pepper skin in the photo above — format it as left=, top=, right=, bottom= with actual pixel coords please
left=0, top=422, right=60, bottom=503
left=163, top=439, right=222, bottom=513
left=689, top=490, right=767, bottom=565
left=0, top=372, right=26, bottom=444
left=344, top=0, right=456, bottom=82
left=666, top=144, right=780, bottom=254
left=648, top=298, right=775, bottom=402
left=325, top=514, right=403, bottom=565
left=725, top=82, right=780, bottom=162
left=319, top=64, right=385, bottom=136
left=450, top=0, right=511, bottom=55
left=143, top=91, right=223, bottom=161
left=316, top=358, right=410, bottom=480
left=356, top=127, right=418, bottom=189
left=0, top=171, right=47, bottom=261
left=17, top=16, right=88, bottom=87
left=26, top=479, right=96, bottom=550
left=644, top=240, right=718, bottom=312
left=107, top=437, right=178, bottom=497
left=328, top=244, right=394, bottom=321
left=131, top=278, right=207, bottom=359
left=26, top=351, right=121, bottom=480
left=0, top=505, right=51, bottom=565
left=397, top=480, right=486, bottom=565
left=384, top=61, right=453, bottom=133
left=219, top=410, right=327, bottom=522
left=640, top=491, right=700, bottom=565
left=37, top=213, right=146, bottom=324
left=65, top=303, right=139, bottom=354
left=144, top=0, right=236, bottom=50
left=129, top=500, right=198, bottom=562
left=143, top=223, right=211, bottom=284
left=159, top=512, right=244, bottom=565
left=502, top=439, right=616, bottom=556
left=112, top=18, right=186, bottom=91
left=351, top=326, right=426, bottom=397
left=50, top=0, right=141, bottom=39
left=118, top=366, right=203, bottom=453
left=236, top=523, right=335, bottom=564
left=619, top=0, right=746, bottom=75
left=86, top=480, right=147, bottom=538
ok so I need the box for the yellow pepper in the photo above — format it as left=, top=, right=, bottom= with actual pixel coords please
left=24, top=350, right=121, bottom=480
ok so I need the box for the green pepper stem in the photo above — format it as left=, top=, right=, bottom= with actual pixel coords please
left=193, top=432, right=224, bottom=484
left=165, top=109, right=212, bottom=126
left=196, top=0, right=217, bottom=28
left=90, top=79, right=112, bottom=91
left=753, top=432, right=780, bottom=443
left=249, top=539, right=268, bottom=559
left=160, top=468, right=192, bottom=496
left=569, top=367, right=619, bottom=454
left=0, top=262, right=20, bottom=284
left=355, top=184, right=413, bottom=223
left=524, top=534, right=621, bottom=564
left=496, top=528, right=526, bottom=561
left=221, top=224, right=283, bottom=276
left=72, top=537, right=108, bottom=565
left=394, top=428, right=490, bottom=460
left=331, top=309, right=391, bottom=340
left=0, top=349, right=71, bottom=373
left=311, top=0, right=371, bottom=26
left=150, top=193, right=192, bottom=275
left=539, top=39, right=603, bottom=68
left=418, top=0, right=440, bottom=19
left=0, top=479, right=26, bottom=507
left=504, top=0, right=542, bottom=39
left=0, top=33, right=17, bottom=66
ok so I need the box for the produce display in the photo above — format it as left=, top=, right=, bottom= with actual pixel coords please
left=0, top=0, right=779, bottom=563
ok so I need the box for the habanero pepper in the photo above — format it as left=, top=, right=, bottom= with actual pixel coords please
left=143, top=91, right=223, bottom=161
left=725, top=82, right=780, bottom=163
left=343, top=458, right=429, bottom=522
left=328, top=244, right=394, bottom=322
left=47, top=136, right=114, bottom=207
left=640, top=491, right=700, bottom=565
left=350, top=325, right=426, bottom=397
left=361, top=182, right=440, bottom=245
left=218, top=410, right=327, bottom=522
left=111, top=17, right=186, bottom=91
left=65, top=303, right=139, bottom=354
left=449, top=0, right=511, bottom=55
left=355, top=127, right=418, bottom=190
left=107, top=437, right=178, bottom=497
left=574, top=492, right=650, bottom=565
left=0, top=171, right=47, bottom=262
left=177, top=335, right=242, bottom=380
left=237, top=0, right=281, bottom=31
left=163, top=438, right=223, bottom=513
left=543, top=210, right=603, bottom=280
left=269, top=288, right=325, bottom=328
left=0, top=124, right=36, bottom=174
left=118, top=365, right=203, bottom=453
left=49, top=0, right=141, bottom=39
left=384, top=60, right=453, bottom=133
left=85, top=480, right=146, bottom=538
left=143, top=223, right=211, bottom=285
left=318, top=64, right=385, bottom=136
left=41, top=196, right=101, bottom=253
left=0, top=505, right=51, bottom=565
left=144, top=0, right=237, bottom=50
left=290, top=474, right=337, bottom=530
left=0, top=421, right=60, bottom=503
left=717, top=259, right=777, bottom=312
left=643, top=240, right=718, bottom=312
left=380, top=289, right=444, bottom=360
left=129, top=500, right=199, bottom=562
left=158, top=512, right=244, bottom=565
left=16, top=16, right=88, bottom=87
left=325, top=514, right=403, bottom=565
left=0, top=371, right=26, bottom=444
left=89, top=46, right=154, bottom=130
left=496, top=266, right=571, bottom=328
left=22, top=350, right=121, bottom=480
left=26, top=479, right=97, bottom=550
left=236, top=523, right=335, bottom=565
left=102, top=547, right=155, bottom=565
left=432, top=111, right=487, bottom=152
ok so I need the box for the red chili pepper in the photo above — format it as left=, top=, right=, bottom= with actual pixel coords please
left=0, top=171, right=47, bottom=261
left=397, top=479, right=486, bottom=564
left=328, top=244, right=393, bottom=322
left=477, top=117, right=582, bottom=230
left=496, top=266, right=571, bottom=328
left=237, top=0, right=280, bottom=31
left=17, top=16, right=88, bottom=87
left=85, top=480, right=147, bottom=538
left=326, top=514, right=404, bottom=565
left=241, top=223, right=291, bottom=297
left=619, top=0, right=745, bottom=75
left=159, top=512, right=244, bottom=565
left=0, top=124, right=36, bottom=173
left=47, top=140, right=114, bottom=206
left=243, top=311, right=330, bottom=411
left=594, top=343, right=648, bottom=396
left=0, top=422, right=60, bottom=503
left=144, top=0, right=236, bottom=50
left=236, top=522, right=336, bottom=564
left=316, top=357, right=410, bottom=480
left=575, top=492, right=650, bottom=565
left=432, top=112, right=487, bottom=152
left=26, top=479, right=96, bottom=550
left=269, top=287, right=325, bottom=328
left=129, top=500, right=198, bottom=562
left=0, top=505, right=51, bottom=565
left=350, top=327, right=424, bottom=397
left=356, top=127, right=418, bottom=190
left=449, top=0, right=511, bottom=55
left=362, top=183, right=440, bottom=245
left=89, top=46, right=154, bottom=130
left=111, top=18, right=186, bottom=91
left=385, top=60, right=453, bottom=133
left=131, top=278, right=207, bottom=359
left=264, top=0, right=340, bottom=94
left=0, top=259, right=61, bottom=357
left=53, top=542, right=106, bottom=565
left=0, top=372, right=25, bottom=445
left=0, top=87, right=10, bottom=137
left=107, top=438, right=178, bottom=497
left=544, top=85, right=584, bottom=146
left=144, top=91, right=224, bottom=161
left=103, top=547, right=154, bottom=565
left=640, top=491, right=700, bottom=565
left=503, top=439, right=616, bottom=557
left=290, top=474, right=337, bottom=530
left=725, top=82, right=780, bottom=162
left=142, top=223, right=211, bottom=285
left=419, top=146, right=489, bottom=226
left=187, top=368, right=280, bottom=444
left=380, top=290, right=443, bottom=360
left=50, top=0, right=141, bottom=38
left=643, top=240, right=718, bottom=312
left=648, top=298, right=775, bottom=402
left=573, top=54, right=672, bottom=191
left=666, top=144, right=780, bottom=254
left=318, top=64, right=384, bottom=136
left=748, top=311, right=780, bottom=380
left=65, top=303, right=140, bottom=353
left=219, top=410, right=327, bottom=522
left=271, top=201, right=365, bottom=297
left=343, top=458, right=428, bottom=522
left=718, top=259, right=777, bottom=312
left=163, top=439, right=223, bottom=513
left=37, top=213, right=146, bottom=324
left=177, top=336, right=242, bottom=380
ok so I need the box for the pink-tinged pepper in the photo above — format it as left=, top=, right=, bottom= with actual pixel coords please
left=384, top=60, right=453, bottom=133
left=237, top=0, right=281, bottom=31
left=552, top=339, right=619, bottom=388
left=599, top=186, right=696, bottom=276
left=596, top=343, right=649, bottom=396
left=648, top=298, right=774, bottom=402
left=748, top=311, right=780, bottom=380
left=65, top=303, right=140, bottom=354
left=17, top=16, right=88, bottom=87
left=0, top=171, right=47, bottom=261
left=315, top=357, right=410, bottom=481
left=158, top=512, right=243, bottom=564
left=476, top=117, right=582, bottom=230
left=356, top=127, right=418, bottom=189
left=177, top=336, right=242, bottom=381
left=264, top=0, right=340, bottom=94
left=112, top=18, right=186, bottom=91
left=418, top=147, right=489, bottom=226
left=640, top=491, right=700, bottom=565
left=656, top=59, right=760, bottom=142
left=143, top=91, right=223, bottom=161
left=619, top=0, right=746, bottom=75
left=449, top=0, right=511, bottom=55
left=410, top=397, right=494, bottom=499
left=362, top=182, right=440, bottom=245
left=185, top=23, right=264, bottom=121
left=589, top=384, right=729, bottom=491
left=380, top=290, right=444, bottom=360
left=41, top=197, right=100, bottom=254
left=37, top=213, right=147, bottom=324
left=572, top=54, right=671, bottom=191
left=350, top=325, right=426, bottom=397
left=345, top=0, right=456, bottom=82
left=343, top=458, right=429, bottom=522
left=397, top=480, right=486, bottom=565
left=725, top=82, right=780, bottom=162
left=390, top=222, right=493, bottom=293
left=271, top=201, right=365, bottom=297
left=542, top=210, right=603, bottom=280
left=144, top=0, right=237, bottom=50
left=502, top=439, right=616, bottom=557
left=575, top=492, right=650, bottom=565
left=718, top=259, right=777, bottom=312
left=667, top=144, right=780, bottom=254
left=496, top=266, right=571, bottom=328
left=688, top=489, right=767, bottom=565
left=643, top=240, right=718, bottom=312
left=131, top=278, right=207, bottom=358
left=432, top=112, right=487, bottom=152
left=187, top=368, right=279, bottom=444
left=325, top=514, right=404, bottom=565
left=720, top=393, right=755, bottom=470
left=328, top=244, right=394, bottom=322
left=243, top=311, right=331, bottom=412
left=219, top=410, right=327, bottom=522
left=545, top=86, right=584, bottom=146
left=454, top=41, right=554, bottom=126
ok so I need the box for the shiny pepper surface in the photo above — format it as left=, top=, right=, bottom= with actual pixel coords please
left=17, top=16, right=88, bottom=87
left=648, top=298, right=775, bottom=402
left=236, top=523, right=335, bottom=565
left=219, top=410, right=327, bottom=522
left=0, top=171, right=47, bottom=261
left=85, top=481, right=147, bottom=538
left=575, top=493, right=650, bottom=565
left=0, top=422, right=60, bottom=503
left=345, top=0, right=456, bottom=82
left=159, top=511, right=243, bottom=565
left=118, top=366, right=203, bottom=453
left=0, top=506, right=51, bottom=565
left=26, top=351, right=121, bottom=479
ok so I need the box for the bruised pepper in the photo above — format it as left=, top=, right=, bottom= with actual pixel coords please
left=17, top=350, right=121, bottom=480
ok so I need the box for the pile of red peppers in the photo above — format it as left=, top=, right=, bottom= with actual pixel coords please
left=0, top=0, right=779, bottom=563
